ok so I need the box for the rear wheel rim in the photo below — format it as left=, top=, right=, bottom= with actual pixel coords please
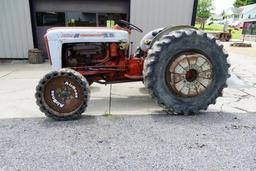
left=43, top=76, right=84, bottom=116
left=166, top=52, right=213, bottom=97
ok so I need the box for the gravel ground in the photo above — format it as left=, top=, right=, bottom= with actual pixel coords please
left=0, top=113, right=256, bottom=171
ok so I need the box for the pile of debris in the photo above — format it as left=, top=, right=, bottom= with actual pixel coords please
left=230, top=42, right=252, bottom=47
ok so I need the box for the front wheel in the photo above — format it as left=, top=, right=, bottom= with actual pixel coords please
left=35, top=69, right=90, bottom=121
left=143, top=29, right=230, bottom=115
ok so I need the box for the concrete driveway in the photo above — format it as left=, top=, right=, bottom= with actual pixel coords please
left=0, top=44, right=256, bottom=170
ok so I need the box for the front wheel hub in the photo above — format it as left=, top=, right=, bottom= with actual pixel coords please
left=43, top=76, right=84, bottom=116
left=166, top=52, right=213, bottom=97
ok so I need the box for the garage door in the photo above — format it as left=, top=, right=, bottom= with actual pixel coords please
left=31, top=0, right=130, bottom=56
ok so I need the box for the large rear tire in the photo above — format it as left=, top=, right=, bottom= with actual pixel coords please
left=143, top=29, right=230, bottom=115
left=35, top=69, right=90, bottom=121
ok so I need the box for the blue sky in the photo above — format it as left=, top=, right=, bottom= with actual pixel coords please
left=213, top=0, right=236, bottom=14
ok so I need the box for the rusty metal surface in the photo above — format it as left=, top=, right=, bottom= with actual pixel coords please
left=206, top=31, right=232, bottom=42
left=43, top=76, right=84, bottom=116
left=166, top=52, right=213, bottom=97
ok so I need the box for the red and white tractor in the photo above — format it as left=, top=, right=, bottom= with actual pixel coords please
left=35, top=20, right=230, bottom=121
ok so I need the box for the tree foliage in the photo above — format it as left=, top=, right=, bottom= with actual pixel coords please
left=197, top=0, right=213, bottom=29
left=197, top=0, right=213, bottom=19
left=234, top=0, right=256, bottom=7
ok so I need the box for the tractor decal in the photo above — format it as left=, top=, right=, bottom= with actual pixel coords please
left=50, top=90, right=65, bottom=108
left=72, top=33, right=115, bottom=38
left=104, top=33, right=115, bottom=38
left=64, top=81, right=79, bottom=99
left=74, top=33, right=80, bottom=38
left=62, top=34, right=74, bottom=38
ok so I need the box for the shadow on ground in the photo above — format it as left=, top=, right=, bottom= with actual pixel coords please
left=0, top=111, right=249, bottom=128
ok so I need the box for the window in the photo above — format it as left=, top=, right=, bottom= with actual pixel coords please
left=66, top=12, right=96, bottom=26
left=243, top=21, right=256, bottom=35
left=36, top=12, right=65, bottom=26
left=36, top=12, right=128, bottom=27
left=98, top=13, right=127, bottom=27
left=252, top=22, right=256, bottom=35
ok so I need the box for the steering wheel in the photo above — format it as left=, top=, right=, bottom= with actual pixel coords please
left=119, top=20, right=143, bottom=33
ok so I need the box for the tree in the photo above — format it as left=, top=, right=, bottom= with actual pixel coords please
left=197, top=0, right=213, bottom=30
left=234, top=0, right=256, bottom=7
left=221, top=10, right=226, bottom=20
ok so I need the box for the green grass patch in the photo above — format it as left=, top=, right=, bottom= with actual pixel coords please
left=195, top=24, right=224, bottom=31
left=104, top=112, right=112, bottom=117
left=231, top=29, right=242, bottom=40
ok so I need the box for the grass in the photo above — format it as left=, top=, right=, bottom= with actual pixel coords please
left=232, top=29, right=242, bottom=40
left=195, top=24, right=242, bottom=40
left=104, top=111, right=112, bottom=117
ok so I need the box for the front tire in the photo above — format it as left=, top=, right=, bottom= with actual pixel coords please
left=35, top=69, right=90, bottom=121
left=143, top=29, right=230, bottom=115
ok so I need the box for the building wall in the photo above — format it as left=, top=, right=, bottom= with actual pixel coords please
left=130, top=0, right=195, bottom=49
left=0, top=0, right=34, bottom=59
left=0, top=0, right=195, bottom=59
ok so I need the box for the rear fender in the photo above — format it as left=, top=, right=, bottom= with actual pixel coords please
left=150, top=25, right=198, bottom=48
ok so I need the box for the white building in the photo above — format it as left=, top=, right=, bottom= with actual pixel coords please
left=240, top=3, right=256, bottom=20
left=225, top=7, right=243, bottom=23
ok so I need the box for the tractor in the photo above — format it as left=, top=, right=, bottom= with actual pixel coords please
left=35, top=20, right=230, bottom=121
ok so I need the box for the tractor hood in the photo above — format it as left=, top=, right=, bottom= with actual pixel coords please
left=45, top=27, right=129, bottom=43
